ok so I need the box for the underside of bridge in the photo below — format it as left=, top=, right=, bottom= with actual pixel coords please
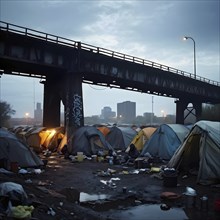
left=0, top=21, right=220, bottom=150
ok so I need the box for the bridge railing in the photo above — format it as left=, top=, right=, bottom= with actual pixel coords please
left=0, top=21, right=219, bottom=87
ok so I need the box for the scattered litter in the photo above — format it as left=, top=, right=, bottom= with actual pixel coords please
left=135, top=200, right=142, bottom=205
left=160, top=192, right=182, bottom=200
left=43, top=150, right=52, bottom=157
left=24, top=179, right=32, bottom=184
left=97, top=168, right=116, bottom=177
left=184, top=187, right=197, bottom=196
left=33, top=169, right=42, bottom=174
left=47, top=207, right=56, bottom=216
left=129, top=170, right=140, bottom=174
left=18, top=169, right=29, bottom=174
left=122, top=187, right=127, bottom=193
left=100, top=178, right=120, bottom=188
left=150, top=167, right=161, bottom=173
left=182, top=175, right=188, bottom=179
left=10, top=205, right=34, bottom=219
left=0, top=182, right=28, bottom=205
left=0, top=168, right=13, bottom=174
left=160, top=203, right=171, bottom=211
left=38, top=181, right=52, bottom=186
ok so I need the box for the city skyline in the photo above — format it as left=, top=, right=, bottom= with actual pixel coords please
left=12, top=100, right=173, bottom=119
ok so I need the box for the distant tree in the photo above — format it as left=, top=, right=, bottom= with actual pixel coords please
left=0, top=101, right=16, bottom=127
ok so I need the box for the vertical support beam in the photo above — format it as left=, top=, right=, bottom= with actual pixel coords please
left=193, top=102, right=202, bottom=122
left=63, top=72, right=84, bottom=152
left=175, top=99, right=188, bottom=124
left=42, top=77, right=61, bottom=128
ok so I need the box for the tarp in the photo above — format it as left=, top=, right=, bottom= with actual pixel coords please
left=140, top=124, right=190, bottom=160
left=68, top=126, right=114, bottom=156
left=167, top=120, right=220, bottom=184
left=0, top=128, right=43, bottom=168
left=106, top=126, right=137, bottom=150
left=127, top=127, right=157, bottom=152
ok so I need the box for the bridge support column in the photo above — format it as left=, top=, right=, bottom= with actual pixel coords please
left=193, top=102, right=202, bottom=121
left=42, top=78, right=61, bottom=128
left=63, top=72, right=84, bottom=152
left=175, top=99, right=188, bottom=124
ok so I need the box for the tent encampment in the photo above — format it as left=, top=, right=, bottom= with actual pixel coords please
left=140, top=124, right=190, bottom=160
left=127, top=127, right=157, bottom=152
left=67, top=126, right=113, bottom=156
left=167, top=120, right=220, bottom=185
left=106, top=126, right=137, bottom=150
left=0, top=128, right=43, bottom=168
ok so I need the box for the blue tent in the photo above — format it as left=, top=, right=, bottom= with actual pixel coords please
left=106, top=126, right=137, bottom=150
left=140, top=124, right=190, bottom=160
left=68, top=126, right=113, bottom=156
left=0, top=128, right=43, bottom=168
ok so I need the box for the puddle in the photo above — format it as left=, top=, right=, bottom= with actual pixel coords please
left=110, top=204, right=189, bottom=220
left=80, top=192, right=110, bottom=202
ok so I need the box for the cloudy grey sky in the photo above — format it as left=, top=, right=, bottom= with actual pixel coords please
left=0, top=0, right=219, bottom=118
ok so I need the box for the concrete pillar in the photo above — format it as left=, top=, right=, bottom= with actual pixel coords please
left=62, top=72, right=84, bottom=152
left=42, top=77, right=61, bottom=128
left=193, top=102, right=202, bottom=122
left=175, top=99, right=188, bottom=124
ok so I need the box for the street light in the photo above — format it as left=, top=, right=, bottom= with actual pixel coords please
left=183, top=36, right=196, bottom=79
left=25, top=112, right=29, bottom=125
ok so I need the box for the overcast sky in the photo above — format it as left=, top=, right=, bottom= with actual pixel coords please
left=0, top=0, right=219, bottom=118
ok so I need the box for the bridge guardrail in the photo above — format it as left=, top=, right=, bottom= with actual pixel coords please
left=0, top=21, right=219, bottom=87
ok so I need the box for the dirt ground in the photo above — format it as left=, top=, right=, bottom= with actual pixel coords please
left=0, top=152, right=220, bottom=220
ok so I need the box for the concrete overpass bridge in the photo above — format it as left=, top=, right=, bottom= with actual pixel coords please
left=0, top=21, right=220, bottom=138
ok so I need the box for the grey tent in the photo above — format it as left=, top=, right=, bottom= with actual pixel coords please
left=167, top=120, right=220, bottom=185
left=106, top=126, right=137, bottom=150
left=0, top=128, right=43, bottom=168
left=68, top=126, right=113, bottom=156
left=140, top=124, right=190, bottom=160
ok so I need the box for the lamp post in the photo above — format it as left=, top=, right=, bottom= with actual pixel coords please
left=183, top=36, right=196, bottom=79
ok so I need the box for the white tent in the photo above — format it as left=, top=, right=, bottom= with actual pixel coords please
left=167, top=121, right=220, bottom=185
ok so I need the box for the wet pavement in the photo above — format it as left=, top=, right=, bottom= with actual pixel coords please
left=1, top=153, right=220, bottom=219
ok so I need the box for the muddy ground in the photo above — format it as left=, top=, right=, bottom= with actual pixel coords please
left=0, top=152, right=220, bottom=220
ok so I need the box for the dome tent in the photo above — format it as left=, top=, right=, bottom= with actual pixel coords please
left=167, top=121, right=220, bottom=185
left=105, top=126, right=137, bottom=150
left=68, top=126, right=113, bottom=156
left=0, top=128, right=43, bottom=168
left=127, top=127, right=157, bottom=152
left=140, top=124, right=190, bottom=160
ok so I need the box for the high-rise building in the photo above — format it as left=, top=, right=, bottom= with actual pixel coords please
left=34, top=102, right=42, bottom=124
left=101, top=106, right=116, bottom=121
left=117, top=101, right=136, bottom=123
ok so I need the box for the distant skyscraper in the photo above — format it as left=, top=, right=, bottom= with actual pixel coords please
left=117, top=101, right=136, bottom=123
left=101, top=106, right=116, bottom=121
left=34, top=102, right=42, bottom=124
